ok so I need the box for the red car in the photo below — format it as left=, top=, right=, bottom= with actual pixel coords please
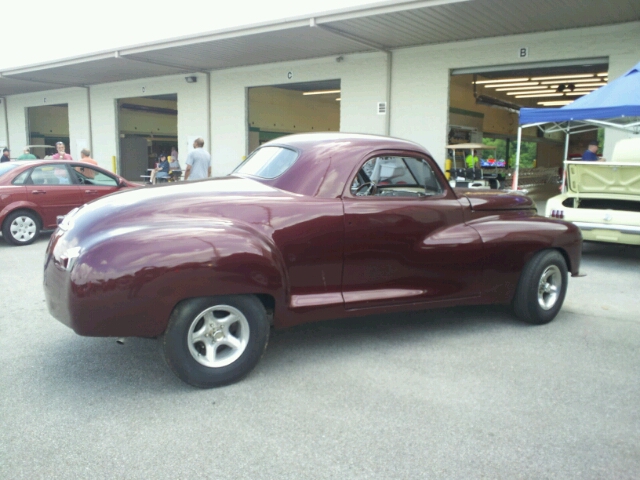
left=44, top=133, right=582, bottom=388
left=0, top=160, right=139, bottom=246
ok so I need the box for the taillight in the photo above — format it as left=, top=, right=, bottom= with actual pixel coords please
left=550, top=209, right=565, bottom=219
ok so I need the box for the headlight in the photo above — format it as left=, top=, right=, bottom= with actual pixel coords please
left=59, top=247, right=82, bottom=271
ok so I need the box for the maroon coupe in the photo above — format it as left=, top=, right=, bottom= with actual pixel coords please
left=44, top=133, right=582, bottom=388
left=1, top=160, right=139, bottom=246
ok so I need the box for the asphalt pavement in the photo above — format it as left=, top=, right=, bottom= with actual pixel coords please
left=1, top=234, right=639, bottom=479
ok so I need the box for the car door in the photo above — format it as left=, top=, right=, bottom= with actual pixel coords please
left=70, top=164, right=121, bottom=203
left=24, top=164, right=83, bottom=229
left=341, top=153, right=484, bottom=310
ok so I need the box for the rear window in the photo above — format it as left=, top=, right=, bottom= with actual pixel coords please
left=234, top=147, right=298, bottom=179
left=0, top=163, right=19, bottom=177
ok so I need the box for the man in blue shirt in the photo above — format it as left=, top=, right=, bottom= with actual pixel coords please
left=582, top=140, right=603, bottom=161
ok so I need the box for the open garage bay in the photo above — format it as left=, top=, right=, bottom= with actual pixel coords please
left=1, top=236, right=639, bottom=479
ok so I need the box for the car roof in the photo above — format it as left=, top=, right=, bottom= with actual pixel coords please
left=244, top=133, right=432, bottom=198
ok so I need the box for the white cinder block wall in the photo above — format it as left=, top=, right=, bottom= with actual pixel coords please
left=209, top=52, right=388, bottom=176
left=391, top=22, right=640, bottom=167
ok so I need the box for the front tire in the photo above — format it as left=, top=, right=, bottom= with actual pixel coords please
left=513, top=250, right=568, bottom=325
left=162, top=295, right=270, bottom=388
left=2, top=210, right=41, bottom=246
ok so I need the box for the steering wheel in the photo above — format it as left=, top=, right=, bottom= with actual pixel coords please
left=354, top=182, right=377, bottom=196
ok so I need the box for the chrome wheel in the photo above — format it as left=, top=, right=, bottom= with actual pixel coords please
left=10, top=215, right=37, bottom=242
left=537, top=265, right=562, bottom=310
left=187, top=305, right=250, bottom=368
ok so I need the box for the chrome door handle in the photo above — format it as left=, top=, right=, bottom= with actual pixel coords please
left=32, top=190, right=46, bottom=194
left=85, top=190, right=98, bottom=194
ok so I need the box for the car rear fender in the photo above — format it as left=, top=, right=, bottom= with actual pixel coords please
left=63, top=219, right=288, bottom=337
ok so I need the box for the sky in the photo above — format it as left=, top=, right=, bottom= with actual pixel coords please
left=1, top=0, right=383, bottom=70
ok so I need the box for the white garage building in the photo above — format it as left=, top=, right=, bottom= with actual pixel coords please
left=1, top=0, right=639, bottom=178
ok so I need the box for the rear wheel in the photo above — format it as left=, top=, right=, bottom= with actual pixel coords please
left=513, top=250, right=568, bottom=325
left=2, top=210, right=41, bottom=246
left=162, top=295, right=270, bottom=388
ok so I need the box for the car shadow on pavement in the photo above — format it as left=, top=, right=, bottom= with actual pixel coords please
left=38, top=305, right=521, bottom=394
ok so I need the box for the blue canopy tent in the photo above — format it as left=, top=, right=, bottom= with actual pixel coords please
left=511, top=61, right=640, bottom=190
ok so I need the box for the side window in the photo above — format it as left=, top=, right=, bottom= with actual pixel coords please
left=12, top=170, right=30, bottom=185
left=72, top=166, right=117, bottom=186
left=30, top=164, right=72, bottom=185
left=351, top=156, right=443, bottom=197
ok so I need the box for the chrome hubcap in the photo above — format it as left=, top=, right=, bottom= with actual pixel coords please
left=10, top=216, right=37, bottom=242
left=187, top=305, right=250, bottom=368
left=537, top=265, right=562, bottom=310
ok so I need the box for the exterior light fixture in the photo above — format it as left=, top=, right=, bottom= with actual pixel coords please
left=185, top=76, right=197, bottom=83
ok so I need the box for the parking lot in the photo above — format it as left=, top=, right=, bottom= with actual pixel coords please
left=1, top=234, right=639, bottom=479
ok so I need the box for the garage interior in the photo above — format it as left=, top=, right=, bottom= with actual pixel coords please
left=248, top=80, right=341, bottom=153
left=117, top=94, right=178, bottom=181
left=26, top=104, right=70, bottom=159
left=448, top=59, right=609, bottom=177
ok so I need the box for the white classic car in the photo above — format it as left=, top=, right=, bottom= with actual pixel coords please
left=545, top=137, right=640, bottom=245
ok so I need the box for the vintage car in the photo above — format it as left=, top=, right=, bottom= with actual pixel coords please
left=0, top=160, right=140, bottom=246
left=546, top=137, right=640, bottom=245
left=44, top=133, right=582, bottom=388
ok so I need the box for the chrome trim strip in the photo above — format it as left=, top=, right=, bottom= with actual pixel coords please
left=574, top=222, right=640, bottom=235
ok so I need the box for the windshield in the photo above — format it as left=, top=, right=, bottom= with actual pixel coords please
left=234, top=147, right=298, bottom=179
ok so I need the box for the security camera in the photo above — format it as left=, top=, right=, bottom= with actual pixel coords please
left=185, top=76, right=197, bottom=83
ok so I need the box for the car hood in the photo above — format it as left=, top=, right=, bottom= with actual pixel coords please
left=566, top=162, right=640, bottom=196
left=455, top=188, right=536, bottom=211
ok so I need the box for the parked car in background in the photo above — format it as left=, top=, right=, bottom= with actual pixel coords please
left=1, top=160, right=140, bottom=246
left=44, top=133, right=583, bottom=388
left=546, top=137, right=640, bottom=245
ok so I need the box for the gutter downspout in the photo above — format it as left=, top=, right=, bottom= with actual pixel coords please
left=1, top=97, right=9, bottom=150
left=83, top=87, right=93, bottom=153
left=385, top=51, right=392, bottom=136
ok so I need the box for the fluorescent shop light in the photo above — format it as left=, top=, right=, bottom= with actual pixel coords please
left=484, top=82, right=539, bottom=88
left=564, top=92, right=589, bottom=96
left=538, top=100, right=574, bottom=106
left=540, top=78, right=606, bottom=85
left=302, top=90, right=341, bottom=95
left=336, top=98, right=341, bottom=101
left=568, top=83, right=607, bottom=87
left=597, top=73, right=608, bottom=76
left=531, top=74, right=595, bottom=81
left=474, top=77, right=529, bottom=84
left=506, top=90, right=552, bottom=96
left=515, top=93, right=565, bottom=98
left=495, top=85, right=550, bottom=91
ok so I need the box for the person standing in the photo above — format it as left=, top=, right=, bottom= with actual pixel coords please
left=17, top=147, right=37, bottom=160
left=1, top=148, right=10, bottom=163
left=581, top=140, right=605, bottom=161
left=184, top=138, right=211, bottom=181
left=52, top=141, right=73, bottom=160
left=78, top=148, right=98, bottom=179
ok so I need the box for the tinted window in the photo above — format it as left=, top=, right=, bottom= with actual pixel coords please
left=234, top=147, right=298, bottom=179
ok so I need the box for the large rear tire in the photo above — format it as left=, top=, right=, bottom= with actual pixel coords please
left=513, top=250, right=568, bottom=325
left=162, top=295, right=270, bottom=388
